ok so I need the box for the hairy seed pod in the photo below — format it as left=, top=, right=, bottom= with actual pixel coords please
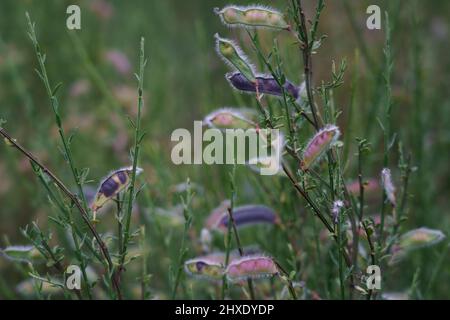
left=91, top=166, right=143, bottom=214
left=389, top=227, right=446, bottom=265
left=205, top=200, right=231, bottom=230
left=214, top=5, right=290, bottom=30
left=225, top=255, right=279, bottom=282
left=381, top=168, right=396, bottom=207
left=399, top=227, right=445, bottom=250
left=301, top=125, right=340, bottom=171
left=215, top=34, right=256, bottom=82
left=184, top=254, right=227, bottom=281
left=203, top=108, right=257, bottom=130
left=206, top=204, right=279, bottom=232
left=0, top=245, right=39, bottom=263
left=226, top=72, right=304, bottom=102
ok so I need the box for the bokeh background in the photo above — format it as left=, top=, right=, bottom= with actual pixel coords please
left=0, top=0, right=449, bottom=299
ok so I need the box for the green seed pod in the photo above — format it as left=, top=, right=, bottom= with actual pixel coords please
left=215, top=5, right=290, bottom=30
left=0, top=245, right=40, bottom=263
left=203, top=107, right=257, bottom=130
left=215, top=34, right=256, bottom=82
left=184, top=254, right=226, bottom=281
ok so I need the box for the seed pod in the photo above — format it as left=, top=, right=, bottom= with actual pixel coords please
left=389, top=228, right=446, bottom=265
left=301, top=125, right=340, bottom=171
left=381, top=168, right=396, bottom=207
left=214, top=5, right=290, bottom=30
left=247, top=156, right=283, bottom=176
left=225, top=255, right=279, bottom=282
left=0, top=245, right=39, bottom=263
left=226, top=72, right=304, bottom=102
left=399, top=227, right=445, bottom=250
left=91, top=166, right=143, bottom=214
left=206, top=204, right=279, bottom=232
left=184, top=254, right=226, bottom=281
left=203, top=108, right=257, bottom=130
left=215, top=34, right=256, bottom=82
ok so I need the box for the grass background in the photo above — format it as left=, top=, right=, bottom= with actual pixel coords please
left=0, top=0, right=449, bottom=299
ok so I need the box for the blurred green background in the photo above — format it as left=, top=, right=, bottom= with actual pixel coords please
left=0, top=0, right=449, bottom=299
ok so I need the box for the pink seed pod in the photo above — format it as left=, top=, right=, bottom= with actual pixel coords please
left=214, top=5, right=290, bottom=30
left=225, top=255, right=279, bottom=282
left=301, top=125, right=340, bottom=171
left=389, top=227, right=446, bottom=265
left=203, top=108, right=257, bottom=130
left=205, top=203, right=279, bottom=232
left=381, top=168, right=396, bottom=207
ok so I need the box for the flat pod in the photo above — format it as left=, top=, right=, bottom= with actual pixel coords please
left=215, top=34, right=256, bottom=82
left=184, top=254, right=226, bottom=281
left=226, top=72, right=304, bottom=102
left=91, top=166, right=143, bottom=213
left=215, top=5, right=290, bottom=30
left=203, top=107, right=257, bottom=130
left=0, top=245, right=39, bottom=263
left=226, top=255, right=279, bottom=282
left=206, top=204, right=279, bottom=232
left=398, top=227, right=445, bottom=250
left=301, top=125, right=340, bottom=171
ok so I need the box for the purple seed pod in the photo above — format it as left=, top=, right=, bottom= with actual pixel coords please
left=225, top=255, right=279, bottom=282
left=226, top=72, right=304, bottom=102
left=206, top=203, right=279, bottom=232
left=91, top=166, right=143, bottom=215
